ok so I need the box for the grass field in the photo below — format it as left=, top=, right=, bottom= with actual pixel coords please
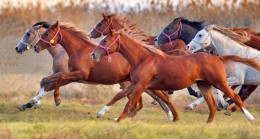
left=0, top=99, right=260, bottom=139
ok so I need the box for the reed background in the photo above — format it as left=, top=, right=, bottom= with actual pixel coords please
left=0, top=0, right=260, bottom=138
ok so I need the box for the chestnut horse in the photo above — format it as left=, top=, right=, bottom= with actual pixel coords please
left=33, top=21, right=177, bottom=119
left=91, top=26, right=260, bottom=123
left=15, top=21, right=162, bottom=114
left=155, top=17, right=260, bottom=111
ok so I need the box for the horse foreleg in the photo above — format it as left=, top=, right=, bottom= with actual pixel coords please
left=185, top=97, right=205, bottom=110
left=117, top=84, right=146, bottom=122
left=52, top=71, right=82, bottom=106
left=150, top=90, right=180, bottom=121
left=197, top=81, right=216, bottom=123
left=97, top=84, right=135, bottom=118
left=145, top=90, right=172, bottom=120
left=17, top=87, right=49, bottom=111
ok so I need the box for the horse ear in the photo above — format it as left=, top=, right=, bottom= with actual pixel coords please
left=102, top=13, right=108, bottom=19
left=54, top=21, right=59, bottom=27
left=205, top=25, right=214, bottom=31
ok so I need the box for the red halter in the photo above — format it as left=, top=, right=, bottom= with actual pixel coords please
left=97, top=35, right=120, bottom=62
left=94, top=18, right=113, bottom=36
left=39, top=26, right=62, bottom=47
left=161, top=20, right=182, bottom=45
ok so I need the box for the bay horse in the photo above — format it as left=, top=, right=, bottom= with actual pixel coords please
left=91, top=26, right=260, bottom=123
left=155, top=17, right=260, bottom=111
left=15, top=22, right=69, bottom=111
left=32, top=21, right=176, bottom=119
left=188, top=25, right=260, bottom=114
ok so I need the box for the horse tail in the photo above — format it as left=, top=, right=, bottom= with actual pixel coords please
left=219, top=55, right=260, bottom=71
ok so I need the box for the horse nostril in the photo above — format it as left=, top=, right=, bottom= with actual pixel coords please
left=154, top=38, right=158, bottom=42
left=15, top=47, right=18, bottom=50
left=187, top=45, right=190, bottom=49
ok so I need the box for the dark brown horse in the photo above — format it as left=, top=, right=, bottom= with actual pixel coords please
left=33, top=21, right=177, bottom=119
left=91, top=26, right=260, bottom=123
left=155, top=17, right=260, bottom=111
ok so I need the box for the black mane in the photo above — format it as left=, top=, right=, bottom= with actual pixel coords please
left=33, top=21, right=50, bottom=29
left=174, top=17, right=205, bottom=30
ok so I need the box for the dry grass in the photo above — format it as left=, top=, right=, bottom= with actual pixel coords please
left=1, top=2, right=260, bottom=103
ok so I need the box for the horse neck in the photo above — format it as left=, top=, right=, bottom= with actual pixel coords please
left=119, top=35, right=152, bottom=67
left=181, top=24, right=201, bottom=44
left=210, top=30, right=251, bottom=56
left=59, top=28, right=95, bottom=57
left=46, top=45, right=66, bottom=58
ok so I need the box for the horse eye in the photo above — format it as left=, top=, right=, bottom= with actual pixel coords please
left=44, top=33, right=48, bottom=37
left=199, top=34, right=202, bottom=37
left=103, top=40, right=107, bottom=43
left=166, top=27, right=170, bottom=31
left=98, top=23, right=102, bottom=27
left=26, top=33, right=30, bottom=36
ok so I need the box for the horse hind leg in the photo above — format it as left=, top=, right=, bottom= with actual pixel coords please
left=197, top=81, right=216, bottom=123
left=215, top=83, right=255, bottom=121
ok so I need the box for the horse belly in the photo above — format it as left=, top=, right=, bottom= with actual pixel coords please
left=148, top=75, right=195, bottom=90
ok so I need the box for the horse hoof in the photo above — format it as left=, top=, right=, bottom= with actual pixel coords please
left=224, top=110, right=231, bottom=116
left=55, top=101, right=61, bottom=106
left=185, top=106, right=193, bottom=111
left=17, top=105, right=26, bottom=111
left=96, top=113, right=104, bottom=118
left=150, top=100, right=157, bottom=105
left=34, top=103, right=41, bottom=109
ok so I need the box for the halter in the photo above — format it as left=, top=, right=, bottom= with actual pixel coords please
left=20, top=29, right=41, bottom=50
left=94, top=18, right=113, bottom=36
left=161, top=20, right=182, bottom=45
left=39, top=26, right=62, bottom=47
left=190, top=31, right=211, bottom=53
left=97, top=35, right=120, bottom=62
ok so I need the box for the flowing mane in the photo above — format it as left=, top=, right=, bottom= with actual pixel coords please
left=116, top=25, right=165, bottom=57
left=230, top=27, right=260, bottom=37
left=213, top=25, right=250, bottom=46
left=108, top=14, right=137, bottom=28
left=174, top=17, right=205, bottom=30
left=59, top=22, right=97, bottom=46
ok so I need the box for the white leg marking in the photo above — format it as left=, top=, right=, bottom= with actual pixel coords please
left=242, top=107, right=255, bottom=121
left=97, top=105, right=111, bottom=118
left=186, top=97, right=205, bottom=110
left=167, top=111, right=174, bottom=120
left=216, top=89, right=228, bottom=108
left=32, top=88, right=49, bottom=102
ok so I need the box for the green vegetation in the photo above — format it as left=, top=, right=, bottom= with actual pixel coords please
left=0, top=100, right=260, bottom=139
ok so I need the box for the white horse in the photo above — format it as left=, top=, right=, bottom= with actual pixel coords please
left=187, top=25, right=260, bottom=117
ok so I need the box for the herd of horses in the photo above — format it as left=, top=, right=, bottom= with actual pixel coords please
left=15, top=13, right=260, bottom=123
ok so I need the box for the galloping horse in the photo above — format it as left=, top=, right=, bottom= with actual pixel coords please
left=15, top=22, right=69, bottom=110
left=33, top=21, right=176, bottom=119
left=91, top=26, right=260, bottom=122
left=89, top=14, right=203, bottom=113
left=188, top=25, right=260, bottom=114
left=155, top=17, right=260, bottom=111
